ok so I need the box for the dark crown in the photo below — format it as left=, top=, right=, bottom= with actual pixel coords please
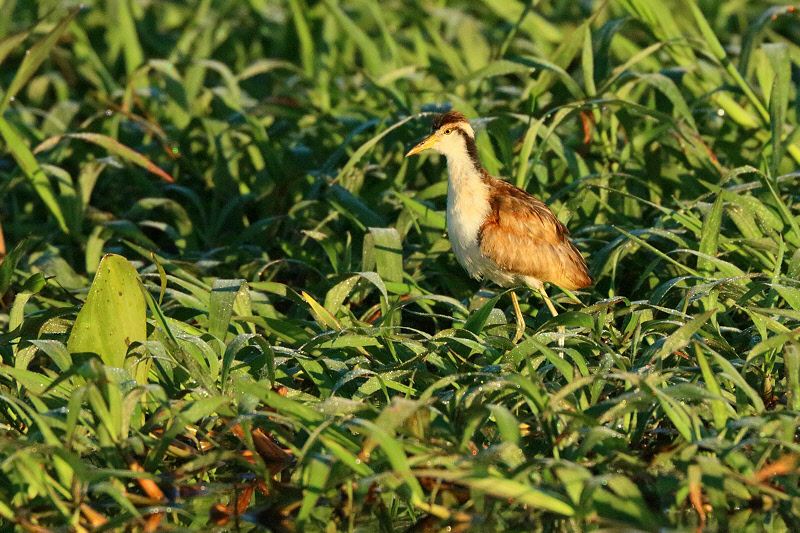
left=432, top=111, right=468, bottom=131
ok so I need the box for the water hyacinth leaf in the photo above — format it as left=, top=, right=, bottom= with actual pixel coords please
left=67, top=254, right=147, bottom=378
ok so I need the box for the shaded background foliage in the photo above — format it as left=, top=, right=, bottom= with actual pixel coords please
left=2, top=0, right=800, bottom=531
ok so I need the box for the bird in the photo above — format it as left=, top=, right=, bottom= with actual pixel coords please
left=405, top=110, right=591, bottom=343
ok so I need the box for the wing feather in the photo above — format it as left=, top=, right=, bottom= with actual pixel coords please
left=478, top=179, right=591, bottom=290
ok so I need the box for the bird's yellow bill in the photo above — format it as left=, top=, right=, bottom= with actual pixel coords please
left=405, top=134, right=438, bottom=157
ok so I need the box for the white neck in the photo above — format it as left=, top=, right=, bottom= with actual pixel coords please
left=444, top=147, right=482, bottom=191
left=444, top=147, right=491, bottom=280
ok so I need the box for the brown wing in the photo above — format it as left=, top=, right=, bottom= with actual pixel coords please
left=478, top=179, right=592, bottom=291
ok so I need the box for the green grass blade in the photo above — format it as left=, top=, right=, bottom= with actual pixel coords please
left=286, top=0, right=315, bottom=78
left=765, top=44, right=790, bottom=178
left=0, top=236, right=33, bottom=297
left=36, top=133, right=175, bottom=182
left=0, top=116, right=69, bottom=233
left=0, top=7, right=79, bottom=114
left=208, top=279, right=247, bottom=342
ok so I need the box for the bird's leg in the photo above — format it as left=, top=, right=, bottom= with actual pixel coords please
left=510, top=290, right=525, bottom=344
left=537, top=285, right=558, bottom=319
left=537, top=285, right=565, bottom=349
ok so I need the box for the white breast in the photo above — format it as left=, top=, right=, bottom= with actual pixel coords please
left=445, top=157, right=493, bottom=280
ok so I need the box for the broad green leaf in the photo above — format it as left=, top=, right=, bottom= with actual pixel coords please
left=67, top=254, right=147, bottom=378
left=367, top=227, right=403, bottom=284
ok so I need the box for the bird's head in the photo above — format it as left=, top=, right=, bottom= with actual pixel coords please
left=405, top=111, right=477, bottom=160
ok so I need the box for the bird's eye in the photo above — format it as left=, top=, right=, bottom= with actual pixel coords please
left=443, top=128, right=453, bottom=135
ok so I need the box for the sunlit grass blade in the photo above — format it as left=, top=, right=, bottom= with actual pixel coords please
left=0, top=7, right=80, bottom=113
left=35, top=133, right=175, bottom=182
left=0, top=117, right=69, bottom=233
left=208, top=279, right=247, bottom=342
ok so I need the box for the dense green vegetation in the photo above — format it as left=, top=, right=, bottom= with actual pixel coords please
left=2, top=0, right=800, bottom=530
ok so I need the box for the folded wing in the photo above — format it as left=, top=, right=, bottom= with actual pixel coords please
left=477, top=179, right=592, bottom=291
